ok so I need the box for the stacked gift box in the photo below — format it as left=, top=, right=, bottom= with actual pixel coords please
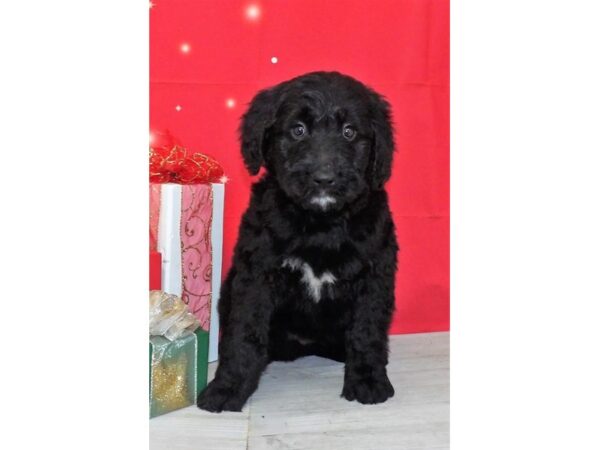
left=149, top=131, right=225, bottom=417
left=149, top=291, right=209, bottom=417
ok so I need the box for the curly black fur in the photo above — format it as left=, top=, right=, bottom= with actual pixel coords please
left=197, top=71, right=398, bottom=412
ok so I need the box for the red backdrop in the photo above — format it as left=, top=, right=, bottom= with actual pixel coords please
left=150, top=0, right=449, bottom=334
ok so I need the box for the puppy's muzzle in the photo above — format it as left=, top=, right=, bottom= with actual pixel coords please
left=312, top=168, right=336, bottom=187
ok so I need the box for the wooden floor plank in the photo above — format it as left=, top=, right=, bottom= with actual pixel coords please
left=150, top=332, right=450, bottom=450
left=149, top=363, right=249, bottom=450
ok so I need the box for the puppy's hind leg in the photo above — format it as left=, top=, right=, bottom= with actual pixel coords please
left=314, top=338, right=346, bottom=363
left=268, top=331, right=317, bottom=362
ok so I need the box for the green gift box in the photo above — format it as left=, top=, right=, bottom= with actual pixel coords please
left=149, top=328, right=209, bottom=418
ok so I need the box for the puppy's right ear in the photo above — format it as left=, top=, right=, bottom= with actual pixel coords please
left=239, top=88, right=278, bottom=175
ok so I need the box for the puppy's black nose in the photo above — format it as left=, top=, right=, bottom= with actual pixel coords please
left=312, top=171, right=335, bottom=186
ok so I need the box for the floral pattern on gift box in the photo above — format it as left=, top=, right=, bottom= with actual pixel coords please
left=150, top=184, right=161, bottom=251
left=180, top=184, right=213, bottom=330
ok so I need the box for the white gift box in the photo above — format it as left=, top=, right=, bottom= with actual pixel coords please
left=155, top=183, right=224, bottom=362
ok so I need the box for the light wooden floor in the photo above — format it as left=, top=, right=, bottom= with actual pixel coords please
left=150, top=332, right=449, bottom=450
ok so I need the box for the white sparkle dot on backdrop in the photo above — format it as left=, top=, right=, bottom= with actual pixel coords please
left=175, top=105, right=182, bottom=112
left=180, top=43, right=190, bottom=53
left=271, top=56, right=278, bottom=64
left=246, top=5, right=261, bottom=21
left=149, top=1, right=155, bottom=8
left=226, top=98, right=236, bottom=109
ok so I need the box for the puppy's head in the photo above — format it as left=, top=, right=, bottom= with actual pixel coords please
left=240, top=71, right=394, bottom=213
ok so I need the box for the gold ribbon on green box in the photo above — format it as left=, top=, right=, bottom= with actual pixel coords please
left=149, top=291, right=209, bottom=418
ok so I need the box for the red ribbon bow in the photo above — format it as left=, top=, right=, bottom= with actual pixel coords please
left=149, top=130, right=224, bottom=184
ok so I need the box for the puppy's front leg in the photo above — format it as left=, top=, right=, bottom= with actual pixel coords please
left=197, top=278, right=274, bottom=413
left=342, top=271, right=395, bottom=405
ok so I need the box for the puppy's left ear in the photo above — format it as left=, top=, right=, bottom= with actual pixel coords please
left=369, top=91, right=395, bottom=189
left=239, top=87, right=279, bottom=175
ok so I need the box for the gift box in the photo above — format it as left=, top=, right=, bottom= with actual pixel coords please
left=149, top=328, right=209, bottom=418
left=149, top=251, right=162, bottom=290
left=149, top=134, right=225, bottom=362
left=149, top=291, right=209, bottom=418
left=150, top=182, right=224, bottom=362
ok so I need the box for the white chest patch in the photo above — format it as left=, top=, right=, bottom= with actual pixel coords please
left=282, top=257, right=336, bottom=302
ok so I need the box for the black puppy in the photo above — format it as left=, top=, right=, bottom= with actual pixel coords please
left=197, top=71, right=398, bottom=412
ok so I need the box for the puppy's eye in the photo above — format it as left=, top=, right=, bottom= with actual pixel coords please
left=342, top=125, right=356, bottom=140
left=291, top=124, right=306, bottom=138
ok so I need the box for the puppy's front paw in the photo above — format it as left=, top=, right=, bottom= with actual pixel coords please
left=341, top=373, right=394, bottom=405
left=196, top=380, right=245, bottom=413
